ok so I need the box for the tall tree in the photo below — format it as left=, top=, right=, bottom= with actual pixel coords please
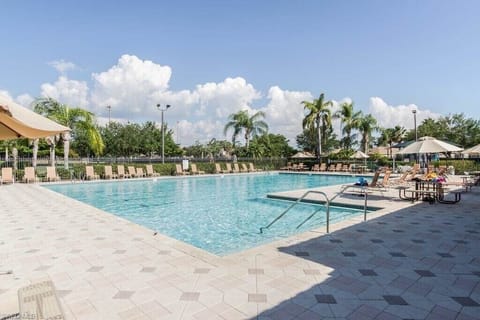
left=357, top=113, right=379, bottom=154
left=223, top=110, right=268, bottom=148
left=379, top=125, right=406, bottom=158
left=334, top=101, right=361, bottom=151
left=33, top=97, right=104, bottom=168
left=302, top=93, right=333, bottom=161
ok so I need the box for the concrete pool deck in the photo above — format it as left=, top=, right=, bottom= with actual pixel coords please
left=0, top=176, right=479, bottom=319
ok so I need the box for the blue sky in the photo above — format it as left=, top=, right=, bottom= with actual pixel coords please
left=1, top=0, right=478, bottom=145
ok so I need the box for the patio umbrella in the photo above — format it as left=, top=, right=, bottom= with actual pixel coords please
left=350, top=150, right=369, bottom=159
left=291, top=151, right=315, bottom=159
left=462, top=144, right=480, bottom=157
left=397, top=136, right=463, bottom=171
left=0, top=95, right=70, bottom=140
left=350, top=150, right=369, bottom=167
left=397, top=136, right=463, bottom=154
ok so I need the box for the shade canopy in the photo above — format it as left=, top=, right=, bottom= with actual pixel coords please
left=0, top=95, right=70, bottom=140
left=350, top=150, right=369, bottom=159
left=462, top=144, right=480, bottom=155
left=291, top=151, right=315, bottom=158
left=397, top=136, right=463, bottom=154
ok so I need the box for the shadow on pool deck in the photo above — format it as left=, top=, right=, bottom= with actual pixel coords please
left=251, top=188, right=480, bottom=319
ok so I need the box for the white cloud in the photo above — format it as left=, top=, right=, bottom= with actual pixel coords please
left=0, top=90, right=13, bottom=100
left=48, top=60, right=77, bottom=74
left=195, top=77, right=260, bottom=118
left=0, top=90, right=35, bottom=109
left=15, top=94, right=35, bottom=108
left=40, top=76, right=89, bottom=108
left=176, top=119, right=224, bottom=145
left=10, top=54, right=447, bottom=148
left=91, top=54, right=173, bottom=119
left=368, top=97, right=440, bottom=130
left=261, top=86, right=312, bottom=144
left=89, top=55, right=264, bottom=143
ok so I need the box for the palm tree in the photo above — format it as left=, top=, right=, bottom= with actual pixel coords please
left=33, top=97, right=104, bottom=169
left=302, top=93, right=333, bottom=161
left=334, top=101, right=361, bottom=151
left=379, top=125, right=406, bottom=158
left=223, top=110, right=268, bottom=148
left=357, top=113, right=379, bottom=154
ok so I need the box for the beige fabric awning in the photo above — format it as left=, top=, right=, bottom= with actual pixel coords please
left=0, top=95, right=70, bottom=140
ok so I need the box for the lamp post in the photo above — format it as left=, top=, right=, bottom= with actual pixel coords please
left=157, top=104, right=171, bottom=163
left=412, top=109, right=418, bottom=165
left=106, top=105, right=111, bottom=124
left=412, top=109, right=417, bottom=141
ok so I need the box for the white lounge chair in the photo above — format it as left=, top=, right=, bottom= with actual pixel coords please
left=85, top=166, right=99, bottom=180
left=1, top=167, right=14, bottom=184
left=23, top=167, right=39, bottom=183
left=146, top=164, right=159, bottom=177
left=191, top=164, right=205, bottom=175
left=45, top=166, right=60, bottom=182
left=104, top=165, right=117, bottom=179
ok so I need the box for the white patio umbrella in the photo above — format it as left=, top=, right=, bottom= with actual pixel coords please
left=397, top=136, right=463, bottom=154
left=397, top=136, right=463, bottom=171
left=350, top=150, right=369, bottom=159
left=350, top=150, right=369, bottom=167
left=0, top=95, right=70, bottom=140
left=462, top=144, right=480, bottom=157
left=291, top=151, right=315, bottom=159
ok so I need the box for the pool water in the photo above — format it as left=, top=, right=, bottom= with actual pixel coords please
left=45, top=173, right=365, bottom=255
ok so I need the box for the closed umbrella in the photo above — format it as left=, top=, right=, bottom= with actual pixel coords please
left=0, top=95, right=70, bottom=140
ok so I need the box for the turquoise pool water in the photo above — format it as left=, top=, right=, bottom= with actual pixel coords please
left=45, top=173, right=365, bottom=255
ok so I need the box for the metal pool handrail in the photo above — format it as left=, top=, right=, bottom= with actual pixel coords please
left=331, top=185, right=369, bottom=222
left=259, top=185, right=369, bottom=234
left=260, top=190, right=330, bottom=234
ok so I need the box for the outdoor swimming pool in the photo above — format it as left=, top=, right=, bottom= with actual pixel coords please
left=46, top=173, right=366, bottom=255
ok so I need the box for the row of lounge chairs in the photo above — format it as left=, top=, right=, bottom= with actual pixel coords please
left=0, top=162, right=264, bottom=183
left=83, top=164, right=165, bottom=180
left=0, top=165, right=161, bottom=183
left=213, top=162, right=261, bottom=174
left=282, top=162, right=368, bottom=173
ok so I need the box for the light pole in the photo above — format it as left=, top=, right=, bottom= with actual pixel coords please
left=106, top=105, right=111, bottom=124
left=412, top=109, right=418, bottom=165
left=412, top=109, right=417, bottom=141
left=176, top=120, right=180, bottom=144
left=157, top=104, right=171, bottom=163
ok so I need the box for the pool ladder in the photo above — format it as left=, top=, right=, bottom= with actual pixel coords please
left=259, top=185, right=369, bottom=234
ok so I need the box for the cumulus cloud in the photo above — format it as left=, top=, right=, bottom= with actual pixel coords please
left=0, top=90, right=13, bottom=100
left=0, top=90, right=35, bottom=109
left=91, top=54, right=173, bottom=119
left=14, top=54, right=447, bottom=147
left=48, top=59, right=77, bottom=74
left=176, top=119, right=224, bottom=145
left=40, top=76, right=89, bottom=108
left=195, top=77, right=260, bottom=118
left=16, top=94, right=35, bottom=108
left=368, top=97, right=440, bottom=130
left=261, top=86, right=312, bottom=144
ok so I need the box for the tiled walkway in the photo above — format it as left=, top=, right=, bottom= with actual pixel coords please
left=0, top=179, right=479, bottom=319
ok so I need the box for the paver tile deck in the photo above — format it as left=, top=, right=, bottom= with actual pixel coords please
left=0, top=175, right=479, bottom=319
